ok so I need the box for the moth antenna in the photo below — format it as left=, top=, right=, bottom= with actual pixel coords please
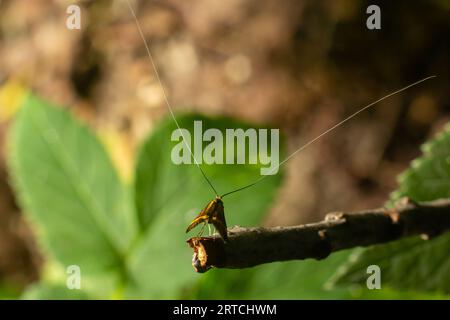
left=221, top=180, right=262, bottom=198
left=222, top=75, right=437, bottom=198
left=125, top=0, right=219, bottom=197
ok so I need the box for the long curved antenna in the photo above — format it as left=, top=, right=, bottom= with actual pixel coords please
left=125, top=0, right=219, bottom=197
left=221, top=179, right=262, bottom=198
left=221, top=75, right=437, bottom=198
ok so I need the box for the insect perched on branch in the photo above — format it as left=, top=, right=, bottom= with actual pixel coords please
left=182, top=76, right=436, bottom=242
left=185, top=196, right=228, bottom=242
left=125, top=0, right=436, bottom=244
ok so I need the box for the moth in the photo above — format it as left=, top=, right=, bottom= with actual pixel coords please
left=125, top=0, right=435, bottom=244
left=183, top=76, right=435, bottom=242
left=185, top=196, right=228, bottom=242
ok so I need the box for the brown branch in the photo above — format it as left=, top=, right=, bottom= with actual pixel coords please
left=187, top=197, right=450, bottom=273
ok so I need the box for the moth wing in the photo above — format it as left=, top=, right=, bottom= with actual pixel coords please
left=212, top=204, right=228, bottom=241
left=186, top=200, right=213, bottom=233
left=185, top=213, right=208, bottom=233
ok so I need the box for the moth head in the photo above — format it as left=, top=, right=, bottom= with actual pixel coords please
left=214, top=195, right=222, bottom=203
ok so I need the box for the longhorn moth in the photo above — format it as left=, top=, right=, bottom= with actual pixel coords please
left=125, top=0, right=436, bottom=243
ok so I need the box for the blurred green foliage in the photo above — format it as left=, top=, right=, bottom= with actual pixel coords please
left=6, top=94, right=450, bottom=299
left=9, top=94, right=282, bottom=299
left=331, top=124, right=450, bottom=296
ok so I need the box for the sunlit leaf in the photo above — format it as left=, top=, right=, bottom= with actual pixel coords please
left=127, top=114, right=283, bottom=298
left=9, top=94, right=137, bottom=280
left=331, top=123, right=450, bottom=294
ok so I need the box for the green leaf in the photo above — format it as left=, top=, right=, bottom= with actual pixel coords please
left=9, top=95, right=282, bottom=299
left=246, top=251, right=353, bottom=299
left=330, top=235, right=450, bottom=294
left=195, top=251, right=354, bottom=299
left=9, top=94, right=137, bottom=280
left=331, top=123, right=450, bottom=294
left=392, top=123, right=450, bottom=201
left=21, top=283, right=91, bottom=300
left=126, top=114, right=283, bottom=298
left=0, top=282, right=22, bottom=299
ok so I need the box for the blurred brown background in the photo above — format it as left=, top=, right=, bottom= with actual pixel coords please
left=0, top=0, right=449, bottom=294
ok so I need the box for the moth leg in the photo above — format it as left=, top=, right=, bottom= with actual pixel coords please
left=208, top=224, right=212, bottom=236
left=197, top=221, right=207, bottom=237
